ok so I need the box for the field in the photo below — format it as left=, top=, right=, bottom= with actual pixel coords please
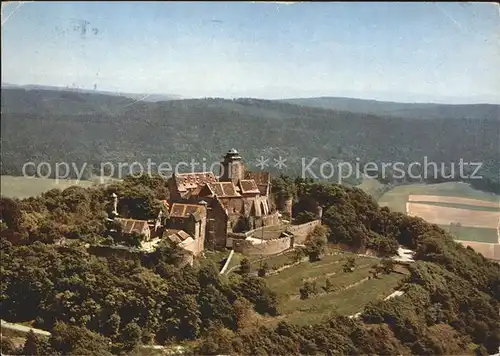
left=406, top=202, right=499, bottom=229
left=441, top=225, right=499, bottom=244
left=378, top=182, right=500, bottom=244
left=0, top=175, right=118, bottom=199
left=262, top=250, right=407, bottom=326
left=455, top=241, right=500, bottom=260
left=378, top=182, right=499, bottom=213
left=408, top=194, right=499, bottom=208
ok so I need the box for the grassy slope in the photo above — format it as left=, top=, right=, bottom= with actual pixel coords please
left=260, top=251, right=406, bottom=326
left=283, top=273, right=405, bottom=326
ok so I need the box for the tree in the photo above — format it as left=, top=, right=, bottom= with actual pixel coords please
left=49, top=322, right=113, bottom=356
left=124, top=231, right=143, bottom=248
left=239, top=258, right=251, bottom=275
left=233, top=297, right=255, bottom=330
left=198, top=285, right=236, bottom=330
left=299, top=281, right=318, bottom=300
left=120, top=322, right=142, bottom=351
left=295, top=211, right=316, bottom=224
left=0, top=197, right=22, bottom=230
left=304, top=225, right=328, bottom=262
left=235, top=276, right=279, bottom=316
left=343, top=256, right=356, bottom=273
left=291, top=248, right=305, bottom=263
left=258, top=262, right=269, bottom=277
left=324, top=278, right=334, bottom=292
left=22, top=330, right=40, bottom=356
left=381, top=258, right=395, bottom=274
left=195, top=326, right=236, bottom=355
left=370, top=263, right=383, bottom=279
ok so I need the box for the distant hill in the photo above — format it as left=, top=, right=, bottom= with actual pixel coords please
left=1, top=88, right=499, bottom=193
left=281, top=97, right=500, bottom=121
left=0, top=83, right=183, bottom=102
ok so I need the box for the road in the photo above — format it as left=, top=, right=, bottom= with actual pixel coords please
left=1, top=319, right=51, bottom=337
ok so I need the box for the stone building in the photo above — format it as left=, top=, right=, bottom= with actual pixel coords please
left=167, top=172, right=218, bottom=201
left=115, top=218, right=152, bottom=241
left=167, top=149, right=278, bottom=249
left=164, top=202, right=207, bottom=255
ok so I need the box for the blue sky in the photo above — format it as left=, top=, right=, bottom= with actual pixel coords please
left=2, top=1, right=499, bottom=103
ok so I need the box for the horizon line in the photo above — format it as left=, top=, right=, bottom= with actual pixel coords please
left=2, top=82, right=500, bottom=106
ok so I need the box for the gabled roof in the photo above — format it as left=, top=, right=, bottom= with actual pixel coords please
left=206, top=182, right=241, bottom=198
left=244, top=171, right=271, bottom=195
left=239, top=179, right=260, bottom=194
left=212, top=196, right=229, bottom=217
left=164, top=229, right=192, bottom=244
left=174, top=172, right=217, bottom=192
left=115, top=218, right=150, bottom=234
left=169, top=203, right=206, bottom=219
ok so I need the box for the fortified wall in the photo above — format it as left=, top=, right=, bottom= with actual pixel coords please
left=285, top=219, right=322, bottom=244
left=231, top=219, right=322, bottom=255
left=232, top=235, right=293, bottom=256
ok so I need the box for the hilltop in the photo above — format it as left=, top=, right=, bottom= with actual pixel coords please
left=1, top=176, right=499, bottom=355
left=281, top=96, right=500, bottom=121
left=0, top=83, right=182, bottom=103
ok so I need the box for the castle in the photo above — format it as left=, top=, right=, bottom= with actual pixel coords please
left=107, top=149, right=280, bottom=258
left=165, top=148, right=280, bottom=254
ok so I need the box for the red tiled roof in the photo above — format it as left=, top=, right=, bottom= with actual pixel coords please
left=175, top=172, right=217, bottom=192
left=239, top=179, right=260, bottom=194
left=164, top=229, right=192, bottom=243
left=244, top=171, right=270, bottom=195
left=207, top=182, right=240, bottom=198
left=169, top=203, right=206, bottom=218
left=115, top=218, right=150, bottom=234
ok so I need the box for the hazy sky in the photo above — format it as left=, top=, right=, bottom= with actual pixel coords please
left=2, top=1, right=500, bottom=103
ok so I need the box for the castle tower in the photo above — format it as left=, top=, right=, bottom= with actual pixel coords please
left=111, top=193, right=118, bottom=217
left=497, top=217, right=500, bottom=244
left=219, top=148, right=245, bottom=185
left=283, top=197, right=293, bottom=218
left=316, top=205, right=323, bottom=219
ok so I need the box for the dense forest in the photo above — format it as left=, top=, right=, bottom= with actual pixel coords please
left=282, top=96, right=500, bottom=121
left=2, top=88, right=499, bottom=192
left=1, top=174, right=499, bottom=355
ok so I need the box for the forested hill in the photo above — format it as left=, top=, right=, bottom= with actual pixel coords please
left=1, top=177, right=499, bottom=355
left=1, top=88, right=499, bottom=191
left=281, top=97, right=500, bottom=121
left=1, top=84, right=182, bottom=102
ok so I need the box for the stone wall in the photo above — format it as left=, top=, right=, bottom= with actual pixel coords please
left=260, top=212, right=280, bottom=226
left=286, top=219, right=322, bottom=244
left=232, top=235, right=293, bottom=256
